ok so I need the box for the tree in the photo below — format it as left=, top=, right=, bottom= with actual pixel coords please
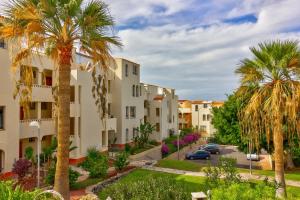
left=0, top=0, right=121, bottom=198
left=235, top=40, right=300, bottom=198
left=135, top=122, right=155, bottom=148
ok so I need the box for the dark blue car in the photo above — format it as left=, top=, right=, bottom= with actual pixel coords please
left=185, top=150, right=210, bottom=160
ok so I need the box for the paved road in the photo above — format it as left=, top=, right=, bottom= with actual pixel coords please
left=189, top=145, right=262, bottom=169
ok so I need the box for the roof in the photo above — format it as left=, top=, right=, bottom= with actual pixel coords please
left=212, top=101, right=224, bottom=107
left=153, top=95, right=164, bottom=101
left=191, top=100, right=204, bottom=104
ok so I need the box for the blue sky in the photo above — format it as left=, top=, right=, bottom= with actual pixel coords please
left=105, top=0, right=300, bottom=100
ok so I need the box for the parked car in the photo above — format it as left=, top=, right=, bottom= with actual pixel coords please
left=185, top=150, right=210, bottom=160
left=199, top=144, right=220, bottom=154
left=247, top=154, right=260, bottom=161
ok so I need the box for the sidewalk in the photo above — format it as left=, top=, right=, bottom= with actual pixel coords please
left=142, top=165, right=300, bottom=188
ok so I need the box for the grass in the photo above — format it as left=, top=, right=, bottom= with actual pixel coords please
left=71, top=177, right=103, bottom=190
left=98, top=169, right=300, bottom=199
left=156, top=159, right=300, bottom=182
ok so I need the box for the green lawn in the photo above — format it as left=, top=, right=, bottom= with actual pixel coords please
left=156, top=159, right=300, bottom=181
left=98, top=169, right=300, bottom=199
left=71, top=177, right=103, bottom=190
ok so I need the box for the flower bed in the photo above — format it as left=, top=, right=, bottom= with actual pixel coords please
left=161, top=133, right=200, bottom=157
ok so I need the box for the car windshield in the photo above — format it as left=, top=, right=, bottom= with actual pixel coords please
left=195, top=150, right=204, bottom=154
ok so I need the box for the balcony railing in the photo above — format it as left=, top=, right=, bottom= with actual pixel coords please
left=20, top=118, right=55, bottom=139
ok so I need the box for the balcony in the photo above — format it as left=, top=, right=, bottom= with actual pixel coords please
left=20, top=119, right=56, bottom=139
left=106, top=117, right=117, bottom=131
left=178, top=107, right=191, bottom=113
left=31, top=85, right=54, bottom=102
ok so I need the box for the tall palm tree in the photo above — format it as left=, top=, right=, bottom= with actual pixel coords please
left=236, top=40, right=300, bottom=198
left=0, top=0, right=121, bottom=198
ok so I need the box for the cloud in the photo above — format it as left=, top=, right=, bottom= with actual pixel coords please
left=111, top=0, right=300, bottom=100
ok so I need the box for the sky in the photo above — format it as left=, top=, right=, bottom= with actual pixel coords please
left=103, top=0, right=300, bottom=100
left=2, top=0, right=300, bottom=100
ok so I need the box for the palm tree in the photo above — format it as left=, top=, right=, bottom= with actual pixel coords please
left=0, top=0, right=121, bottom=198
left=236, top=40, right=300, bottom=198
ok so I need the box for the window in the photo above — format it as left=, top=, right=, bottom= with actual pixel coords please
left=41, top=102, right=48, bottom=110
left=133, top=128, right=136, bottom=138
left=133, top=65, right=138, bottom=75
left=156, top=123, right=160, bottom=132
left=70, top=86, right=75, bottom=102
left=140, top=86, right=142, bottom=96
left=203, top=114, right=206, bottom=121
left=179, top=123, right=182, bottom=129
left=30, top=102, right=36, bottom=110
left=207, top=114, right=210, bottom=121
left=0, top=39, right=5, bottom=48
left=136, top=85, right=139, bottom=97
left=130, top=106, right=136, bottom=118
left=70, top=117, right=75, bottom=135
left=126, top=129, right=129, bottom=142
left=126, top=106, right=129, bottom=118
left=108, top=80, right=111, bottom=93
left=108, top=103, right=111, bottom=116
left=200, top=125, right=206, bottom=132
left=0, top=107, right=4, bottom=130
left=125, top=64, right=128, bottom=77
left=132, top=85, right=135, bottom=97
left=203, top=104, right=208, bottom=108
left=195, top=105, right=199, bottom=111
left=156, top=108, right=160, bottom=116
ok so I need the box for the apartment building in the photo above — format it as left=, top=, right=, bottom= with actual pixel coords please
left=143, top=84, right=178, bottom=142
left=107, top=58, right=144, bottom=148
left=178, top=100, right=192, bottom=129
left=0, top=41, right=117, bottom=174
left=191, top=100, right=223, bottom=139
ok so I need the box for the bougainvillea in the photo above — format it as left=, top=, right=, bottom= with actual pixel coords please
left=172, top=139, right=186, bottom=148
left=12, top=159, right=32, bottom=180
left=161, top=144, right=169, bottom=155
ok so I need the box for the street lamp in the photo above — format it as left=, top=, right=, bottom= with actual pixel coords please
left=29, top=121, right=41, bottom=188
left=177, top=130, right=181, bottom=160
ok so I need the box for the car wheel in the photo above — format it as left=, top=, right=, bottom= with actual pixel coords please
left=190, top=157, right=194, bottom=160
left=206, top=156, right=210, bottom=160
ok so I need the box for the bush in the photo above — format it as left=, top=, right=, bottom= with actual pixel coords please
left=80, top=148, right=109, bottom=178
left=45, top=164, right=80, bottom=188
left=114, top=152, right=129, bottom=171
left=24, top=147, right=34, bottom=161
left=161, top=144, right=169, bottom=156
left=125, top=144, right=131, bottom=153
left=12, top=159, right=32, bottom=180
left=100, top=176, right=190, bottom=200
left=211, top=182, right=275, bottom=200
left=0, top=181, right=49, bottom=200
left=172, top=139, right=186, bottom=148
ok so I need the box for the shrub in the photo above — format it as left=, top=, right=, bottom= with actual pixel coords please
left=172, top=139, right=185, bottom=148
left=161, top=144, right=169, bottom=156
left=88, top=157, right=109, bottom=178
left=211, top=182, right=275, bottom=200
left=12, top=159, right=32, bottom=180
left=100, top=176, right=190, bottom=200
left=125, top=144, right=131, bottom=153
left=0, top=181, right=48, bottom=200
left=114, top=152, right=129, bottom=171
left=45, top=164, right=80, bottom=188
left=24, top=147, right=34, bottom=161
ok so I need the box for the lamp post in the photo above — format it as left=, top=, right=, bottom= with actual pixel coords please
left=177, top=130, right=181, bottom=160
left=29, top=121, right=41, bottom=188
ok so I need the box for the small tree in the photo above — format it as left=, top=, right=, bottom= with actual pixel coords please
left=135, top=122, right=155, bottom=148
left=114, top=151, right=129, bottom=171
left=12, top=159, right=32, bottom=181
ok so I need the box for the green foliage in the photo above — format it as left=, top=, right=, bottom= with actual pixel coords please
left=114, top=151, right=129, bottom=171
left=180, top=127, right=195, bottom=136
left=0, top=181, right=50, bottom=200
left=211, top=182, right=276, bottom=200
left=99, top=176, right=191, bottom=200
left=124, top=144, right=131, bottom=153
left=45, top=164, right=79, bottom=188
left=135, top=122, right=156, bottom=148
left=80, top=147, right=108, bottom=178
left=24, top=147, right=34, bottom=161
left=203, top=157, right=241, bottom=189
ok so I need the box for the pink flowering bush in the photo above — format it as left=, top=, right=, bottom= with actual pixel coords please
left=172, top=139, right=186, bottom=148
left=183, top=133, right=200, bottom=144
left=161, top=144, right=169, bottom=155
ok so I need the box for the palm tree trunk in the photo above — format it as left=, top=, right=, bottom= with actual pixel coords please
left=274, top=127, right=287, bottom=198
left=54, top=46, right=72, bottom=199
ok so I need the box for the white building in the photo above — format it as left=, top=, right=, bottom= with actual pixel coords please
left=191, top=100, right=223, bottom=139
left=143, top=84, right=178, bottom=142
